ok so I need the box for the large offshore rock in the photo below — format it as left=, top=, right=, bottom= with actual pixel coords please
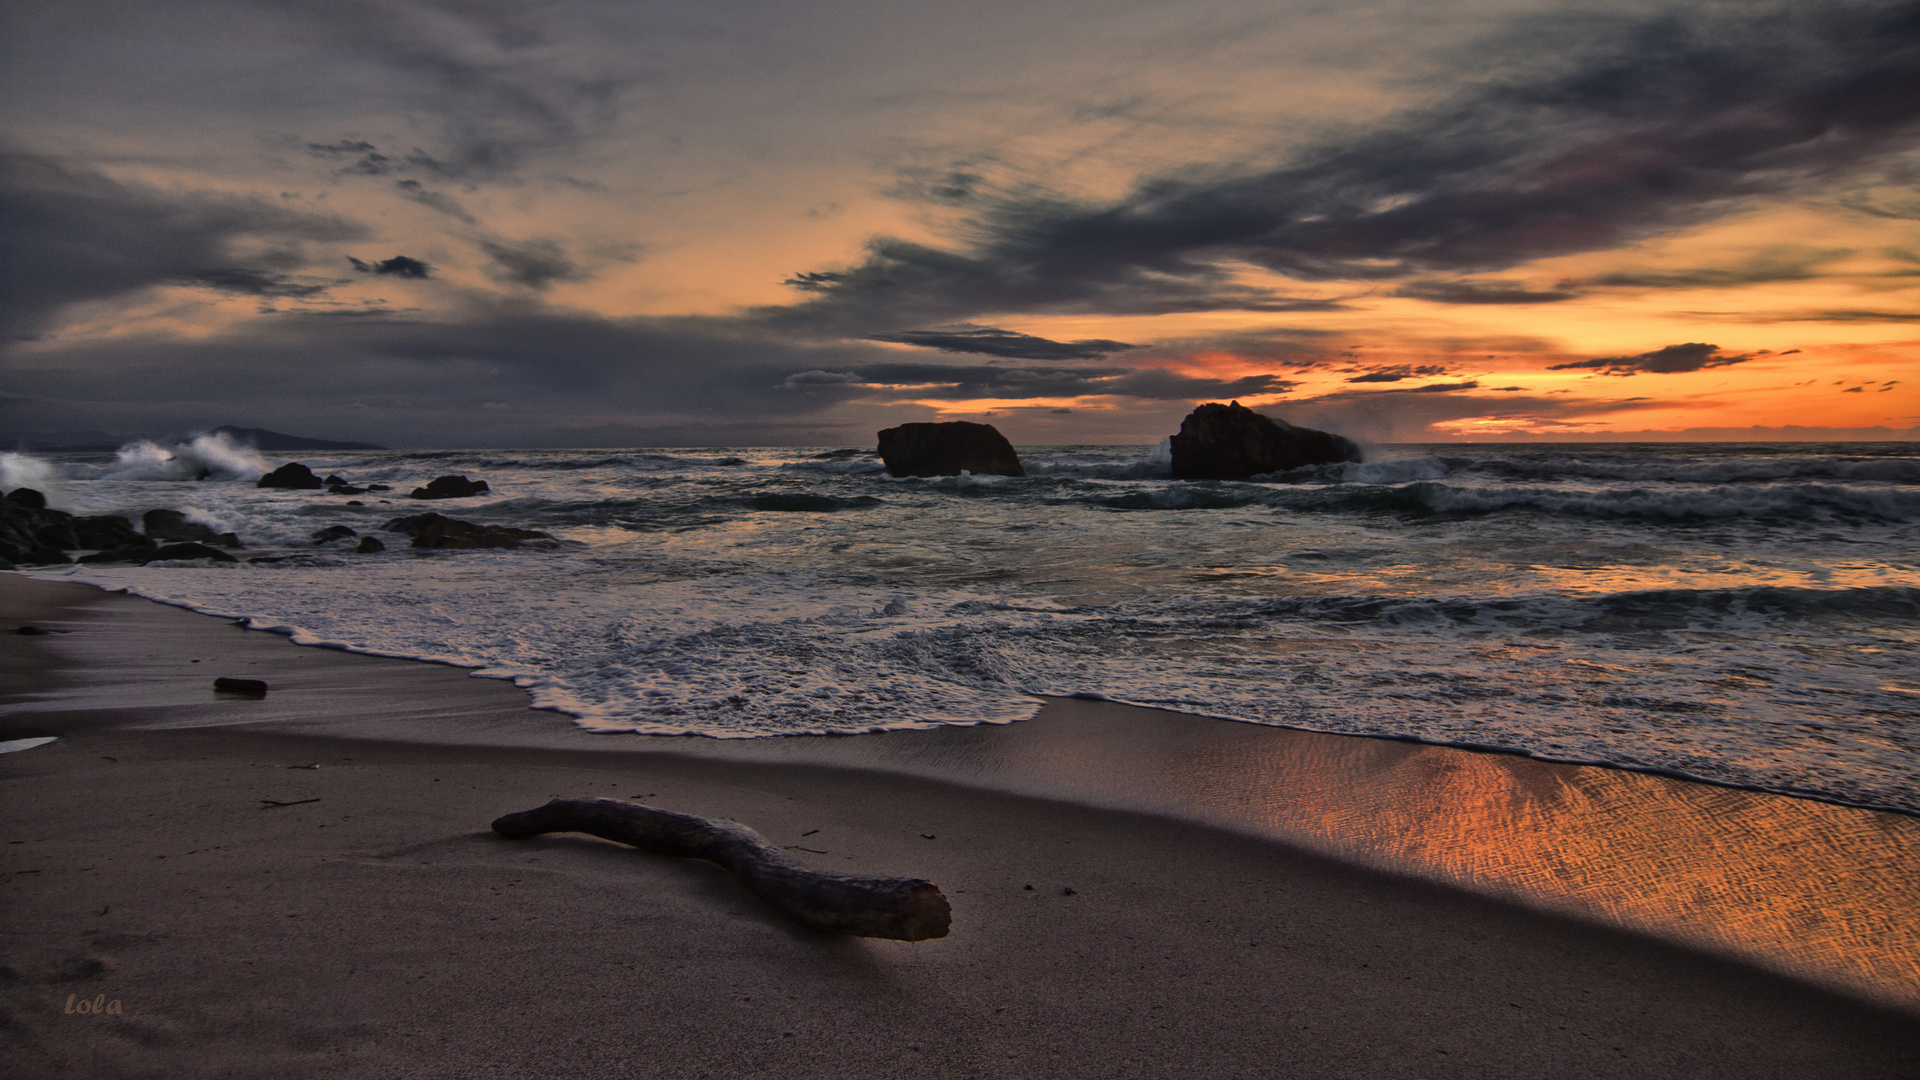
left=409, top=475, right=491, bottom=499
left=73, top=514, right=152, bottom=552
left=258, top=462, right=324, bottom=489
left=1168, top=401, right=1362, bottom=480
left=875, top=421, right=1025, bottom=478
left=0, top=498, right=78, bottom=564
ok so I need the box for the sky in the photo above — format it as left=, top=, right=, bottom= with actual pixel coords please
left=2, top=0, right=1917, bottom=447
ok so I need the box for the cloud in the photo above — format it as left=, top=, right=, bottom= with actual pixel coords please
left=394, top=179, right=476, bottom=223
left=1574, top=247, right=1854, bottom=289
left=348, top=255, right=433, bottom=278
left=777, top=360, right=1295, bottom=401
left=1549, top=342, right=1751, bottom=375
left=0, top=149, right=367, bottom=337
left=280, top=1, right=633, bottom=179
left=1346, top=364, right=1452, bottom=383
left=1393, top=280, right=1577, bottom=304
left=866, top=325, right=1137, bottom=360
left=765, top=2, right=1920, bottom=330
left=481, top=238, right=585, bottom=290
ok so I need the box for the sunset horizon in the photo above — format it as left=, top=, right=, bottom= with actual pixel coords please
left=5, top=0, right=1916, bottom=448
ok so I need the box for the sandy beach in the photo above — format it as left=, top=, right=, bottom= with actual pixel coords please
left=3, top=574, right=1917, bottom=1078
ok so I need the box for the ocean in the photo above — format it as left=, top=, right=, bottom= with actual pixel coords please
left=7, top=436, right=1917, bottom=816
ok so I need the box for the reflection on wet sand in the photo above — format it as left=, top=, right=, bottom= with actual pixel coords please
left=693, top=697, right=1920, bottom=1012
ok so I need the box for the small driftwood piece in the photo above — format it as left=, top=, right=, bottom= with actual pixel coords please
left=491, top=798, right=950, bottom=941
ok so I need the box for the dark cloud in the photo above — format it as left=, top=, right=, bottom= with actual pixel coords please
left=481, top=238, right=585, bottom=290
left=1549, top=342, right=1751, bottom=375
left=348, top=255, right=433, bottom=278
left=1394, top=279, right=1577, bottom=304
left=767, top=1, right=1920, bottom=330
left=281, top=1, right=631, bottom=179
left=778, top=360, right=1293, bottom=401
left=866, top=326, right=1138, bottom=361
left=0, top=150, right=367, bottom=337
left=1575, top=247, right=1853, bottom=289
left=394, top=179, right=476, bottom=223
left=1346, top=364, right=1452, bottom=383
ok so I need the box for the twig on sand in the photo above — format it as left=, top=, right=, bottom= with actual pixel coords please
left=259, top=797, right=322, bottom=808
left=491, top=798, right=950, bottom=941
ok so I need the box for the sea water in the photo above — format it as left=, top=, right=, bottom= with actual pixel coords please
left=9, top=437, right=1917, bottom=815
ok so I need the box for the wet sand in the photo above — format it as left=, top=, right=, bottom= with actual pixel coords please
left=3, top=573, right=1917, bottom=1078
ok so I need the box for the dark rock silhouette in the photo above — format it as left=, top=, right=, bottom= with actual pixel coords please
left=383, top=513, right=552, bottom=550
left=143, top=509, right=240, bottom=548
left=355, top=536, right=386, bottom=554
left=311, top=525, right=359, bottom=545
left=72, top=515, right=151, bottom=552
left=409, top=475, right=491, bottom=499
left=148, top=542, right=238, bottom=563
left=1168, top=402, right=1362, bottom=480
left=258, top=462, right=323, bottom=490
left=876, top=421, right=1024, bottom=478
left=0, top=496, right=78, bottom=565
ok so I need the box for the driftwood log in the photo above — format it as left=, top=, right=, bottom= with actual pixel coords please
left=491, top=798, right=951, bottom=941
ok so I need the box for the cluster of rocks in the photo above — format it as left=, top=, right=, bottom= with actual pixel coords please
left=874, top=404, right=1361, bottom=480
left=256, top=462, right=393, bottom=496
left=0, top=489, right=243, bottom=568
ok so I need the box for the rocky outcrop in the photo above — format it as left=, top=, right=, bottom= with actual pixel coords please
left=409, top=475, right=491, bottom=499
left=383, top=513, right=552, bottom=550
left=876, top=422, right=1025, bottom=478
left=355, top=536, right=385, bottom=554
left=0, top=492, right=77, bottom=565
left=72, top=515, right=150, bottom=552
left=143, top=509, right=240, bottom=548
left=1168, top=402, right=1362, bottom=480
left=258, top=462, right=323, bottom=490
left=311, top=525, right=358, bottom=545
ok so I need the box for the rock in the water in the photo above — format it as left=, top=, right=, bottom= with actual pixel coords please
left=875, top=421, right=1024, bottom=478
left=4, top=488, right=47, bottom=510
left=383, top=512, right=552, bottom=550
left=258, top=462, right=324, bottom=490
left=73, top=515, right=152, bottom=552
left=143, top=509, right=240, bottom=548
left=0, top=500, right=78, bottom=563
left=311, top=525, right=359, bottom=545
left=355, top=536, right=385, bottom=554
left=1168, top=401, right=1362, bottom=480
left=409, top=475, right=491, bottom=499
left=147, top=542, right=238, bottom=563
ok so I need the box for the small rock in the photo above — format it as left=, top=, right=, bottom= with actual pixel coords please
left=383, top=512, right=551, bottom=550
left=311, top=525, right=358, bottom=545
left=257, top=462, right=323, bottom=490
left=147, top=542, right=238, bottom=563
left=408, top=475, right=491, bottom=500
left=355, top=536, right=385, bottom=553
left=16, top=626, right=48, bottom=635
left=145, top=509, right=240, bottom=548
left=213, top=677, right=269, bottom=696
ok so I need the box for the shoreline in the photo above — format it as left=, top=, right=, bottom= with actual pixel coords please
left=4, top=572, right=1919, bottom=1075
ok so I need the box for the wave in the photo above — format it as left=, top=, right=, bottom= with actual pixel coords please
left=1463, top=451, right=1920, bottom=486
